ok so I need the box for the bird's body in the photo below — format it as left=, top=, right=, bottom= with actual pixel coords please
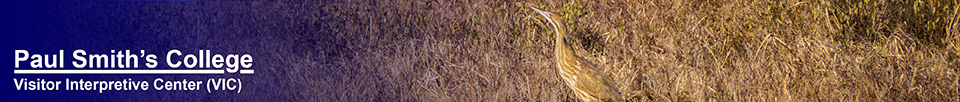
left=531, top=7, right=624, bottom=102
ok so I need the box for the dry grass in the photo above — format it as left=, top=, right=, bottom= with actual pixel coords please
left=315, top=0, right=960, bottom=101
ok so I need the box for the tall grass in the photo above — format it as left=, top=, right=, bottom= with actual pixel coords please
left=317, top=0, right=959, bottom=101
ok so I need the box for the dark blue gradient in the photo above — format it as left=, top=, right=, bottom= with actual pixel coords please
left=1, top=1, right=322, bottom=101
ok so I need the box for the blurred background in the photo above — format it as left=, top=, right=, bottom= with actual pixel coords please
left=2, top=0, right=958, bottom=101
left=316, top=0, right=959, bottom=101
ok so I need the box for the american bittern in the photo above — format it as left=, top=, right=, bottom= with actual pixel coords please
left=531, top=7, right=624, bottom=102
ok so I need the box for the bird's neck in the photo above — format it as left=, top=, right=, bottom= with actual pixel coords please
left=551, top=21, right=577, bottom=59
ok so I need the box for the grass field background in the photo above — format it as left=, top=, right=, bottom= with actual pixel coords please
left=314, top=0, right=959, bottom=101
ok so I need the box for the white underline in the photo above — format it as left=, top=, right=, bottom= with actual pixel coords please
left=239, top=70, right=254, bottom=74
left=13, top=69, right=255, bottom=74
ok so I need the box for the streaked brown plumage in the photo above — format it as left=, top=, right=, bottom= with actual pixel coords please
left=531, top=7, right=624, bottom=102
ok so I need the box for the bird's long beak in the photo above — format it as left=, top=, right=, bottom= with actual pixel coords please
left=529, top=6, right=567, bottom=43
left=530, top=7, right=559, bottom=30
left=530, top=7, right=564, bottom=40
left=529, top=7, right=551, bottom=19
left=530, top=6, right=553, bottom=22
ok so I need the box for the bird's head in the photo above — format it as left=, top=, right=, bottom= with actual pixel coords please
left=529, top=7, right=556, bottom=20
left=529, top=7, right=567, bottom=39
